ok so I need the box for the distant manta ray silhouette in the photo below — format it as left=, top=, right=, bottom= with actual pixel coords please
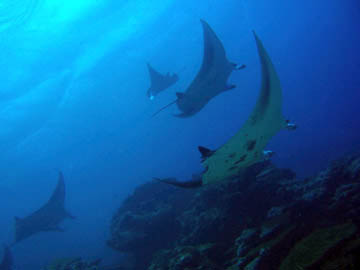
left=0, top=245, right=13, bottom=270
left=152, top=19, right=245, bottom=117
left=13, top=172, right=74, bottom=244
left=146, top=63, right=179, bottom=100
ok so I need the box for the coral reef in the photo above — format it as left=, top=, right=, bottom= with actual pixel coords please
left=108, top=153, right=360, bottom=270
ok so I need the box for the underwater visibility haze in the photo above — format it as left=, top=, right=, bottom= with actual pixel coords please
left=0, top=0, right=359, bottom=269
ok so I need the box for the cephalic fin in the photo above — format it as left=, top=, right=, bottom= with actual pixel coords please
left=225, top=84, right=236, bottom=90
left=198, top=146, right=215, bottom=160
left=232, top=63, right=246, bottom=70
left=176, top=92, right=185, bottom=99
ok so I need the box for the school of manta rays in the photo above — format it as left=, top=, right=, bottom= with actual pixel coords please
left=0, top=19, right=297, bottom=269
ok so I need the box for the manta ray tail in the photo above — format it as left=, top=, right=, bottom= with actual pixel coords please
left=154, top=177, right=202, bottom=189
left=151, top=99, right=177, bottom=118
left=198, top=146, right=215, bottom=161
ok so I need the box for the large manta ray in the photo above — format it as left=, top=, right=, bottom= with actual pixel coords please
left=157, top=32, right=294, bottom=188
left=0, top=246, right=13, bottom=270
left=153, top=19, right=245, bottom=117
left=146, top=63, right=178, bottom=99
left=14, top=172, right=74, bottom=243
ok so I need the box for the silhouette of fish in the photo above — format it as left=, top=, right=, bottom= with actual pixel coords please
left=14, top=172, right=74, bottom=243
left=0, top=245, right=13, bottom=270
left=146, top=63, right=178, bottom=99
left=152, top=19, right=245, bottom=117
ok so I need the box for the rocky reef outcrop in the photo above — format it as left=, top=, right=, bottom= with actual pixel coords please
left=108, top=154, right=360, bottom=270
left=43, top=257, right=102, bottom=270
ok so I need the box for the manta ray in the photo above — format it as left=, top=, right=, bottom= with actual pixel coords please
left=153, top=19, right=245, bottom=117
left=146, top=63, right=178, bottom=99
left=158, top=32, right=294, bottom=187
left=0, top=246, right=13, bottom=270
left=14, top=172, right=74, bottom=243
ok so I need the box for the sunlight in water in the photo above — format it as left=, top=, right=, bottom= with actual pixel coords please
left=41, top=0, right=102, bottom=23
left=0, top=0, right=41, bottom=31
left=73, top=0, right=175, bottom=76
left=0, top=0, right=104, bottom=32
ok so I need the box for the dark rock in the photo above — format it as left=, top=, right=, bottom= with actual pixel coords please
left=148, top=244, right=224, bottom=270
left=107, top=180, right=196, bottom=269
left=108, top=154, right=360, bottom=270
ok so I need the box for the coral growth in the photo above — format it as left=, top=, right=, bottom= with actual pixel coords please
left=108, top=154, right=360, bottom=270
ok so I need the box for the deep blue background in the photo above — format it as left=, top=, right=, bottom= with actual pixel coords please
left=0, top=0, right=359, bottom=268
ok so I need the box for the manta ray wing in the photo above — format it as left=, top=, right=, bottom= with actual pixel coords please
left=14, top=172, right=74, bottom=243
left=175, top=19, right=240, bottom=117
left=195, top=19, right=229, bottom=81
left=201, top=31, right=287, bottom=185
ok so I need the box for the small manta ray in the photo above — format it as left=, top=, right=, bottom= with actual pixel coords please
left=152, top=19, right=245, bottom=117
left=146, top=63, right=179, bottom=100
left=158, top=32, right=295, bottom=188
left=0, top=245, right=13, bottom=270
left=14, top=172, right=74, bottom=244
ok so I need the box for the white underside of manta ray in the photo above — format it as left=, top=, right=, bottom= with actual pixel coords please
left=156, top=31, right=296, bottom=188
left=201, top=31, right=289, bottom=184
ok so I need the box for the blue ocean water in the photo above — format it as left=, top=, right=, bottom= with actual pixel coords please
left=0, top=0, right=359, bottom=268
